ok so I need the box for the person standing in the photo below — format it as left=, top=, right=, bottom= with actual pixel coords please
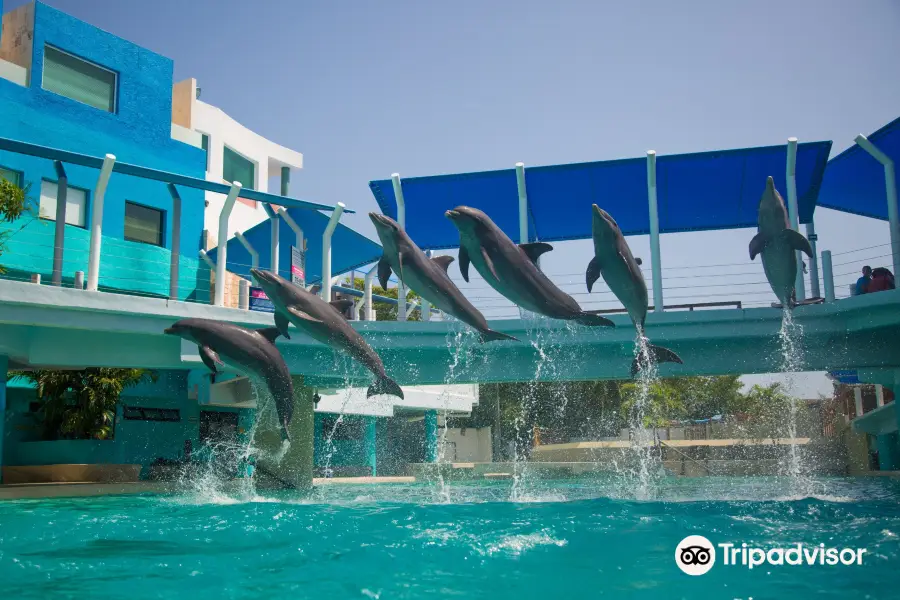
left=856, top=266, right=873, bottom=295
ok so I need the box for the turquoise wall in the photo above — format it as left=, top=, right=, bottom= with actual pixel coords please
left=0, top=2, right=208, bottom=299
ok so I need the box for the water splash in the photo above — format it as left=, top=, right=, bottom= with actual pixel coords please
left=318, top=352, right=359, bottom=479
left=777, top=307, right=808, bottom=489
left=627, top=330, right=660, bottom=500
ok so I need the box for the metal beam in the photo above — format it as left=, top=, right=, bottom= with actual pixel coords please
left=167, top=183, right=182, bottom=300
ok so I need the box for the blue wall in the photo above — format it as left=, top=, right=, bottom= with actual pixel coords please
left=0, top=2, right=208, bottom=298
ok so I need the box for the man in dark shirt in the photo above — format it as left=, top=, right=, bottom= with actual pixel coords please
left=856, top=266, right=872, bottom=295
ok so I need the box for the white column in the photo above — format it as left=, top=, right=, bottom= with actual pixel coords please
left=167, top=184, right=182, bottom=301
left=278, top=208, right=305, bottom=286
left=786, top=138, right=805, bottom=301
left=235, top=231, right=259, bottom=270
left=391, top=173, right=407, bottom=321
left=321, top=203, right=346, bottom=302
left=515, top=162, right=528, bottom=243
left=853, top=386, right=863, bottom=418
left=875, top=384, right=885, bottom=408
left=806, top=220, right=820, bottom=298
left=364, top=264, right=377, bottom=321
left=854, top=134, right=900, bottom=277
left=214, top=182, right=242, bottom=306
left=86, top=154, right=116, bottom=292
left=646, top=151, right=663, bottom=312
left=270, top=215, right=280, bottom=274
left=821, top=250, right=835, bottom=302
left=421, top=250, right=433, bottom=321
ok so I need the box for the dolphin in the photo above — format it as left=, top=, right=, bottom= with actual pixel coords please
left=368, top=212, right=518, bottom=343
left=445, top=206, right=614, bottom=327
left=749, top=177, right=814, bottom=308
left=250, top=268, right=404, bottom=399
left=586, top=205, right=683, bottom=376
left=163, top=318, right=294, bottom=441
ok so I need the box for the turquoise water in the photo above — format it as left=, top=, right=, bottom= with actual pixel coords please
left=0, top=477, right=898, bottom=599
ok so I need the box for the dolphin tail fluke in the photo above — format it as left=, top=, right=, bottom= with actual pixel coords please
left=479, top=329, right=520, bottom=343
left=631, top=342, right=683, bottom=377
left=576, top=310, right=615, bottom=327
left=368, top=375, right=404, bottom=399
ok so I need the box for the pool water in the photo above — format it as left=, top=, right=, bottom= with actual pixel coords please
left=0, top=477, right=897, bottom=599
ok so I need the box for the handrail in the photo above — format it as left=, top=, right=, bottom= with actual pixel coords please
left=593, top=301, right=742, bottom=314
left=0, top=136, right=353, bottom=214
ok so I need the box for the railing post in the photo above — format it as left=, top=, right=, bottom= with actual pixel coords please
left=86, top=154, right=116, bottom=292
left=214, top=182, right=242, bottom=306
left=73, top=270, right=84, bottom=290
left=321, top=202, right=345, bottom=302
left=786, top=137, right=806, bottom=301
left=391, top=173, right=407, bottom=321
left=806, top=219, right=820, bottom=298
left=51, top=161, right=67, bottom=287
left=646, top=151, right=664, bottom=312
left=364, top=264, right=377, bottom=321
left=854, top=134, right=900, bottom=277
left=167, top=183, right=182, bottom=301
left=821, top=250, right=834, bottom=302
left=238, top=279, right=250, bottom=310
left=235, top=231, right=259, bottom=270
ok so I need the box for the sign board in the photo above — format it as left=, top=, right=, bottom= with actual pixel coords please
left=828, top=370, right=860, bottom=385
left=291, top=245, right=306, bottom=287
left=248, top=286, right=275, bottom=313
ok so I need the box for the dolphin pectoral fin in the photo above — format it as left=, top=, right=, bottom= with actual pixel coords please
left=199, top=345, right=222, bottom=374
left=257, top=327, right=282, bottom=345
left=274, top=312, right=292, bottom=339
left=431, top=255, right=455, bottom=273
left=329, top=299, right=354, bottom=319
left=286, top=305, right=323, bottom=324
left=377, top=255, right=392, bottom=290
left=782, top=229, right=813, bottom=257
left=631, top=343, right=683, bottom=377
left=459, top=246, right=471, bottom=282
left=749, top=232, right=769, bottom=260
left=586, top=256, right=603, bottom=292
left=519, top=242, right=554, bottom=265
left=480, top=247, right=500, bottom=280
left=576, top=310, right=615, bottom=327
left=368, top=375, right=404, bottom=399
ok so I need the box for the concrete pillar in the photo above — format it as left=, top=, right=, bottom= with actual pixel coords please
left=876, top=432, right=900, bottom=471
left=253, top=375, right=315, bottom=493
left=0, top=355, right=6, bottom=484
left=424, top=410, right=438, bottom=463
left=875, top=384, right=885, bottom=408
left=853, top=387, right=863, bottom=418
left=365, top=417, right=377, bottom=476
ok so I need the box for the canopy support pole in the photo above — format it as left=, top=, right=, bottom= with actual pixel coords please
left=391, top=173, right=407, bottom=321
left=515, top=162, right=528, bottom=243
left=214, top=182, right=242, bottom=306
left=321, top=202, right=345, bottom=302
left=364, top=264, right=377, bottom=321
left=421, top=250, right=432, bottom=321
left=806, top=220, right=820, bottom=298
left=821, top=250, right=834, bottom=302
left=646, top=151, right=663, bottom=313
left=786, top=138, right=805, bottom=301
left=86, top=154, right=116, bottom=292
left=167, top=184, right=182, bottom=300
left=264, top=204, right=280, bottom=275
left=235, top=232, right=259, bottom=270
left=855, top=134, right=900, bottom=277
left=278, top=208, right=305, bottom=287
left=51, top=161, right=67, bottom=287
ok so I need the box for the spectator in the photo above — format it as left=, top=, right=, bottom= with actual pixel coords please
left=868, top=267, right=896, bottom=293
left=855, top=266, right=872, bottom=295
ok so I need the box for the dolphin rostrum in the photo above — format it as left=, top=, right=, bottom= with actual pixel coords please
left=586, top=205, right=683, bottom=376
left=749, top=177, right=814, bottom=308
left=163, top=318, right=294, bottom=441
left=445, top=206, right=614, bottom=327
left=250, top=268, right=404, bottom=399
left=369, top=212, right=518, bottom=343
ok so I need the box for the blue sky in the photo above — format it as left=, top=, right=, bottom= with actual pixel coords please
left=9, top=0, right=900, bottom=394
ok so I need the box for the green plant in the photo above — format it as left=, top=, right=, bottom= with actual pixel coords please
left=0, top=177, right=32, bottom=275
left=11, top=369, right=158, bottom=440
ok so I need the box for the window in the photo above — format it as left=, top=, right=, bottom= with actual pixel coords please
left=42, top=46, right=117, bottom=113
left=123, top=406, right=181, bottom=422
left=124, top=202, right=164, bottom=246
left=0, top=166, right=23, bottom=188
left=223, top=146, right=255, bottom=190
left=200, top=133, right=210, bottom=172
left=39, top=180, right=87, bottom=227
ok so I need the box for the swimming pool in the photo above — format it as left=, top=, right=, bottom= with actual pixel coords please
left=0, top=477, right=897, bottom=599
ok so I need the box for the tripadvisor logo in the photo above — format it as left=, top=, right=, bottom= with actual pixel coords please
left=675, top=536, right=867, bottom=575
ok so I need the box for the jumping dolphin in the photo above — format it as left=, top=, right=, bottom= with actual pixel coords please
left=369, top=212, right=518, bottom=343
left=249, top=268, right=404, bottom=400
left=445, top=206, right=614, bottom=327
left=749, top=177, right=814, bottom=308
left=163, top=318, right=294, bottom=441
left=586, top=205, right=683, bottom=376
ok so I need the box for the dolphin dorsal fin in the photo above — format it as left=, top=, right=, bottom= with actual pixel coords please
left=431, top=255, right=455, bottom=273
left=257, top=327, right=281, bottom=345
left=519, top=242, right=554, bottom=265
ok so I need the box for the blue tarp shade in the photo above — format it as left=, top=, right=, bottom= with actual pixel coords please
left=209, top=209, right=383, bottom=284
left=817, top=116, right=900, bottom=221
left=369, top=141, right=832, bottom=249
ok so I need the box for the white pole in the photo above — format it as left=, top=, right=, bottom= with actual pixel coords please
left=786, top=137, right=805, bottom=301
left=86, top=154, right=116, bottom=292
left=199, top=249, right=216, bottom=270
left=214, top=182, right=242, bottom=306
left=321, top=202, right=345, bottom=303
left=806, top=220, right=820, bottom=298
left=853, top=386, right=863, bottom=418
left=364, top=264, right=377, bottom=321
left=854, top=134, right=900, bottom=277
left=515, top=162, right=528, bottom=243
left=73, top=270, right=84, bottom=290
left=270, top=215, right=280, bottom=274
left=391, top=173, right=407, bottom=321
left=167, top=184, right=182, bottom=301
left=422, top=250, right=433, bottom=321
left=876, top=384, right=885, bottom=408
left=277, top=208, right=305, bottom=285
left=238, top=279, right=250, bottom=310
left=646, top=151, right=663, bottom=312
left=235, top=232, right=259, bottom=270
left=821, top=250, right=834, bottom=302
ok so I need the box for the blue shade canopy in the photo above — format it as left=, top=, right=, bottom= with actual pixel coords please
left=369, top=141, right=832, bottom=249
left=209, top=209, right=383, bottom=284
left=817, top=116, right=900, bottom=220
